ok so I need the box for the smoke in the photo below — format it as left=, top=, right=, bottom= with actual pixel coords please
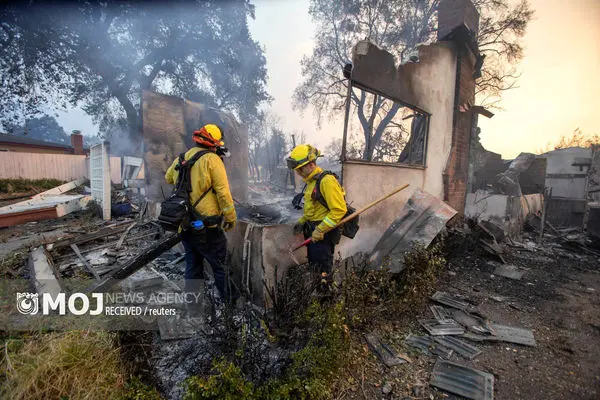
left=103, top=126, right=143, bottom=157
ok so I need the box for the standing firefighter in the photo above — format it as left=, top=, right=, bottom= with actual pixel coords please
left=287, top=144, right=347, bottom=284
left=164, top=124, right=237, bottom=305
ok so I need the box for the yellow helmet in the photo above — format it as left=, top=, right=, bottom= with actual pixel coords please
left=286, top=144, right=320, bottom=170
left=193, top=124, right=225, bottom=147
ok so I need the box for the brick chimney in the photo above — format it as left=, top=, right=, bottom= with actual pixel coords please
left=71, top=131, right=84, bottom=155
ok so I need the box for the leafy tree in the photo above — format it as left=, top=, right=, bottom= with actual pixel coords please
left=538, top=128, right=600, bottom=153
left=265, top=127, right=287, bottom=181
left=294, top=0, right=533, bottom=160
left=0, top=1, right=270, bottom=138
left=247, top=111, right=290, bottom=182
left=5, top=114, right=70, bottom=145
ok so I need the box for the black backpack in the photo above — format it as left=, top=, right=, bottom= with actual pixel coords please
left=158, top=150, right=212, bottom=231
left=295, top=171, right=359, bottom=239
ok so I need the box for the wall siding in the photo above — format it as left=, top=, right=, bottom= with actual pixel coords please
left=0, top=152, right=122, bottom=183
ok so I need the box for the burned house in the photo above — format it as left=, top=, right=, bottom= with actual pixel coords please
left=137, top=0, right=512, bottom=305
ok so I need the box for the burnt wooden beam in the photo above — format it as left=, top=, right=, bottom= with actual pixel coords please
left=85, top=233, right=181, bottom=293
left=50, top=222, right=132, bottom=249
left=70, top=243, right=101, bottom=280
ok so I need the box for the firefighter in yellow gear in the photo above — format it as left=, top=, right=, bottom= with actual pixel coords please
left=287, top=144, right=347, bottom=279
left=165, top=124, right=237, bottom=303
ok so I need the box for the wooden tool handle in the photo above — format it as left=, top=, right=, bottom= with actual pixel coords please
left=290, top=183, right=410, bottom=252
left=334, top=183, right=410, bottom=228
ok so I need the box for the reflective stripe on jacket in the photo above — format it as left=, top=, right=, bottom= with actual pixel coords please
left=165, top=147, right=237, bottom=223
left=300, top=166, right=347, bottom=233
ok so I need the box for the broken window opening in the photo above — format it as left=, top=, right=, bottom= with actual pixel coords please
left=342, top=86, right=429, bottom=167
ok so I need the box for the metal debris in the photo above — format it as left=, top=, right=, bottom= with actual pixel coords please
left=404, top=334, right=453, bottom=359
left=365, top=332, right=408, bottom=367
left=430, top=360, right=494, bottom=400
left=493, top=264, right=525, bottom=280
left=489, top=323, right=536, bottom=347
left=452, top=310, right=492, bottom=334
left=461, top=323, right=536, bottom=347
left=368, top=189, right=457, bottom=272
left=433, top=336, right=482, bottom=360
left=430, top=305, right=454, bottom=323
left=419, top=319, right=465, bottom=336
left=431, top=291, right=470, bottom=311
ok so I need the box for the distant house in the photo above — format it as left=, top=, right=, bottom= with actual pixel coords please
left=0, top=133, right=86, bottom=155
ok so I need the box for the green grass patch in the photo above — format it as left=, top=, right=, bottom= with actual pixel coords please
left=0, top=178, right=66, bottom=194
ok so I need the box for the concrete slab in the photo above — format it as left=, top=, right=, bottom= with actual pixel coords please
left=29, top=247, right=62, bottom=299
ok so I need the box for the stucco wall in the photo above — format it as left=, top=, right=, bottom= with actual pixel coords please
left=227, top=220, right=307, bottom=307
left=464, top=190, right=543, bottom=236
left=338, top=42, right=457, bottom=259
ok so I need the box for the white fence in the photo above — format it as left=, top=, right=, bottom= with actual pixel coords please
left=0, top=152, right=122, bottom=183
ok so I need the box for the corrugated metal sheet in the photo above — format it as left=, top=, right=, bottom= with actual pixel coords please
left=419, top=319, right=465, bottom=336
left=433, top=336, right=482, bottom=360
left=430, top=360, right=494, bottom=400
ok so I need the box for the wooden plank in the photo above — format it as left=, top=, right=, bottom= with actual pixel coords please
left=86, top=233, right=181, bottom=293
left=0, top=153, right=87, bottom=180
left=55, top=195, right=92, bottom=217
left=32, top=179, right=85, bottom=199
left=51, top=223, right=132, bottom=249
left=0, top=195, right=84, bottom=215
left=115, top=222, right=137, bottom=250
left=0, top=207, right=58, bottom=228
left=70, top=243, right=101, bottom=280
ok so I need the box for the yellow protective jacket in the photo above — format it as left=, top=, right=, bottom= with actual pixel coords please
left=298, top=166, right=347, bottom=233
left=165, top=147, right=236, bottom=224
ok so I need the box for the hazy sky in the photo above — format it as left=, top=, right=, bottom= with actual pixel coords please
left=478, top=0, right=600, bottom=158
left=56, top=0, right=600, bottom=159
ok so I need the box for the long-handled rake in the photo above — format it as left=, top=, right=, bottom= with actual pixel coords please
left=288, top=183, right=410, bottom=265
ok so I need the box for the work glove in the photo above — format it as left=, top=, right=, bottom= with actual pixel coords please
left=293, top=221, right=304, bottom=235
left=311, top=227, right=325, bottom=242
left=223, top=220, right=236, bottom=232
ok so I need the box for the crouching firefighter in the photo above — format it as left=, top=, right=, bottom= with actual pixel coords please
left=287, top=144, right=347, bottom=286
left=164, top=124, right=238, bottom=307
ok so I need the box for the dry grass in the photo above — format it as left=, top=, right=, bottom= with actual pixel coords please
left=1, top=331, right=132, bottom=400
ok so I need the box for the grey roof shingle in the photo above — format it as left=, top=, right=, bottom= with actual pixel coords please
left=0, top=134, right=72, bottom=149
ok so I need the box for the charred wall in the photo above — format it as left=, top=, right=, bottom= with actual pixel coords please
left=141, top=90, right=248, bottom=207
